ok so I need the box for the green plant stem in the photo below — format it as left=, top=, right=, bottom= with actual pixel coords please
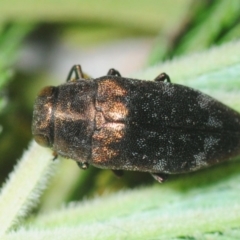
left=0, top=141, right=57, bottom=237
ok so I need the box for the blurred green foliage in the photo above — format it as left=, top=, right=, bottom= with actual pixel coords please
left=148, top=0, right=240, bottom=64
left=0, top=0, right=240, bottom=238
left=0, top=23, right=34, bottom=183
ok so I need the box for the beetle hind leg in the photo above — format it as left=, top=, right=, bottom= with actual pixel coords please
left=112, top=169, right=124, bottom=178
left=150, top=172, right=168, bottom=183
left=154, top=73, right=171, bottom=83
left=107, top=68, right=121, bottom=77
left=77, top=161, right=89, bottom=170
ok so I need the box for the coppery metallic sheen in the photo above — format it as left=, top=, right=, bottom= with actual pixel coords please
left=32, top=65, right=240, bottom=182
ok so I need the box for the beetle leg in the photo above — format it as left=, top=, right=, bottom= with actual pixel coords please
left=112, top=169, right=124, bottom=178
left=150, top=172, right=168, bottom=183
left=107, top=68, right=122, bottom=77
left=76, top=161, right=89, bottom=170
left=66, top=65, right=84, bottom=82
left=52, top=151, right=58, bottom=161
left=154, top=73, right=171, bottom=83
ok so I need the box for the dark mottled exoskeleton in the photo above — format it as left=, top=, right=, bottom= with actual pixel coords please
left=32, top=65, right=240, bottom=182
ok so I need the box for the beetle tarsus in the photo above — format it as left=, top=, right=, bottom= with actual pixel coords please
left=112, top=169, right=124, bottom=177
left=66, top=65, right=84, bottom=82
left=77, top=161, right=89, bottom=170
left=154, top=73, right=171, bottom=83
left=107, top=68, right=121, bottom=77
left=52, top=151, right=58, bottom=161
left=150, top=172, right=168, bottom=183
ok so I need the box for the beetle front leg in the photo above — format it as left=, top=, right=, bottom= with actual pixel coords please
left=107, top=68, right=121, bottom=77
left=154, top=73, right=171, bottom=83
left=150, top=172, right=168, bottom=183
left=66, top=65, right=85, bottom=82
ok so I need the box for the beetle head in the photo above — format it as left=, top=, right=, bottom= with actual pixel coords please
left=32, top=86, right=56, bottom=148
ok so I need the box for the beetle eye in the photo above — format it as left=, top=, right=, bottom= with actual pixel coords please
left=34, top=134, right=51, bottom=148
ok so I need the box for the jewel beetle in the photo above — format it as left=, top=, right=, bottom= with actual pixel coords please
left=32, top=65, right=240, bottom=182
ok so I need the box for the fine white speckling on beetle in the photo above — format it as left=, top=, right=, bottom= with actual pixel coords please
left=32, top=65, right=240, bottom=182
